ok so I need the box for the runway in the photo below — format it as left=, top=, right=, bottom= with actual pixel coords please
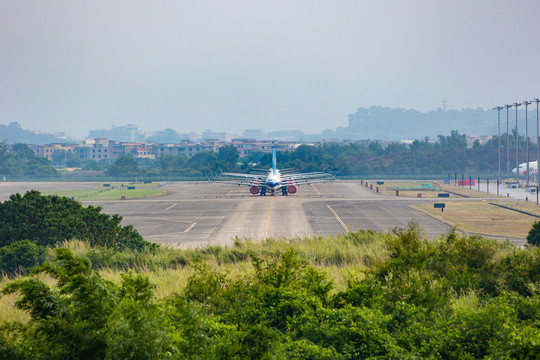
left=0, top=181, right=455, bottom=247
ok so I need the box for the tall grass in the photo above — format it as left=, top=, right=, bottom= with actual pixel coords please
left=0, top=229, right=393, bottom=324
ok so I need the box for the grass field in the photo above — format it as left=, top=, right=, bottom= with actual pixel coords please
left=376, top=180, right=507, bottom=199
left=439, top=183, right=505, bottom=198
left=378, top=181, right=444, bottom=198
left=414, top=201, right=536, bottom=238
left=43, top=184, right=167, bottom=201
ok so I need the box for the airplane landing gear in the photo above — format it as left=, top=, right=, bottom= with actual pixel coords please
left=260, top=187, right=267, bottom=196
left=281, top=186, right=288, bottom=196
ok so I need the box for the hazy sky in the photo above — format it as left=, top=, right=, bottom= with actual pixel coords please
left=1, top=1, right=539, bottom=139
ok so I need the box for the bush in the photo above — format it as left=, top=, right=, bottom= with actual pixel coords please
left=2, top=248, right=174, bottom=359
left=0, top=240, right=47, bottom=275
left=0, top=191, right=155, bottom=252
left=527, top=220, right=540, bottom=246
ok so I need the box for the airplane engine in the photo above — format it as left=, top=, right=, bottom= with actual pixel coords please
left=250, top=185, right=260, bottom=195
left=287, top=184, right=297, bottom=194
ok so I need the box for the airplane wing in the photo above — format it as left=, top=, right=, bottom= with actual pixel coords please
left=280, top=173, right=335, bottom=188
left=213, top=172, right=267, bottom=187
left=282, top=172, right=335, bottom=182
left=220, top=172, right=264, bottom=179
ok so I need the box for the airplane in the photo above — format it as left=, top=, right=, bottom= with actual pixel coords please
left=512, top=161, right=539, bottom=176
left=214, top=148, right=334, bottom=196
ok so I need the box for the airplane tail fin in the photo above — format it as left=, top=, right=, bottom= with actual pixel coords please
left=272, top=148, right=277, bottom=175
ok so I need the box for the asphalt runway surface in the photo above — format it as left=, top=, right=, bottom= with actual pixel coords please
left=0, top=181, right=525, bottom=247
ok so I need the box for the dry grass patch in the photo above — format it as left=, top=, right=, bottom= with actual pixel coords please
left=494, top=200, right=540, bottom=217
left=439, top=183, right=504, bottom=199
left=414, top=201, right=534, bottom=238
left=0, top=274, right=57, bottom=324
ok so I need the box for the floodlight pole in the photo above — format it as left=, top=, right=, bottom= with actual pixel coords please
left=514, top=102, right=522, bottom=184
left=524, top=101, right=532, bottom=186
left=506, top=104, right=512, bottom=183
left=493, top=106, right=503, bottom=195
left=535, top=98, right=540, bottom=205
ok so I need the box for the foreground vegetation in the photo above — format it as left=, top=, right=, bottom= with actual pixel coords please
left=1, top=191, right=540, bottom=359
left=2, top=224, right=540, bottom=359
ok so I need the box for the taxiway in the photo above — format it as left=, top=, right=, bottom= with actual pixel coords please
left=0, top=181, right=458, bottom=247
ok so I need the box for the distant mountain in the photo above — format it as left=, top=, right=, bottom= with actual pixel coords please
left=0, top=122, right=70, bottom=145
left=321, top=106, right=498, bottom=140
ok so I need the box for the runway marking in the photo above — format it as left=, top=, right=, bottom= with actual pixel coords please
left=264, top=197, right=274, bottom=239
left=311, top=184, right=321, bottom=196
left=163, top=203, right=177, bottom=211
left=327, top=205, right=350, bottom=232
left=147, top=217, right=193, bottom=224
left=145, top=232, right=186, bottom=238
left=184, top=222, right=197, bottom=233
left=144, top=222, right=197, bottom=238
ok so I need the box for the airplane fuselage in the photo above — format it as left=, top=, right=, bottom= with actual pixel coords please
left=512, top=161, right=539, bottom=175
left=265, top=171, right=281, bottom=191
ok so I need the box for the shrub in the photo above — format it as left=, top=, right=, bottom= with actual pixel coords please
left=0, top=191, right=155, bottom=251
left=527, top=220, right=540, bottom=246
left=2, top=248, right=174, bottom=359
left=0, top=240, right=47, bottom=275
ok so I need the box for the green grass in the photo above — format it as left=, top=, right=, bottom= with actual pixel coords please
left=42, top=187, right=166, bottom=201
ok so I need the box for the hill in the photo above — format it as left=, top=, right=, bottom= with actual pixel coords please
left=322, top=106, right=497, bottom=140
left=0, top=122, right=69, bottom=145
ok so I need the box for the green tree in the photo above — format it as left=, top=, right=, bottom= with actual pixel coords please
left=2, top=248, right=173, bottom=359
left=0, top=240, right=47, bottom=275
left=106, top=156, right=144, bottom=177
left=0, top=191, right=154, bottom=251
left=0, top=141, right=18, bottom=176
left=217, top=145, right=239, bottom=171
left=10, top=143, right=35, bottom=162
left=187, top=151, right=217, bottom=172
left=66, top=157, right=82, bottom=168
left=158, top=154, right=188, bottom=173
left=0, top=142, right=57, bottom=177
left=527, top=221, right=540, bottom=246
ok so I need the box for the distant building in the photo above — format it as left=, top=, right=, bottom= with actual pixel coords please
left=110, top=124, right=139, bottom=142
left=151, top=140, right=220, bottom=158
left=243, top=129, right=267, bottom=140
left=231, top=139, right=301, bottom=157
left=31, top=143, right=77, bottom=161
left=201, top=130, right=233, bottom=142
left=75, top=138, right=111, bottom=161
left=466, top=135, right=492, bottom=148
left=86, top=129, right=110, bottom=139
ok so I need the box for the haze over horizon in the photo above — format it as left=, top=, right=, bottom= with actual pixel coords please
left=1, top=1, right=539, bottom=139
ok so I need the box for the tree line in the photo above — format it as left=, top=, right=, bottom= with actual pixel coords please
left=1, top=131, right=535, bottom=179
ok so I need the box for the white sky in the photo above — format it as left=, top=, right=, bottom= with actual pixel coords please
left=1, top=0, right=539, bottom=138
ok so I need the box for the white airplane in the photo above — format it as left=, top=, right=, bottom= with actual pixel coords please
left=215, top=148, right=334, bottom=196
left=512, top=161, right=539, bottom=176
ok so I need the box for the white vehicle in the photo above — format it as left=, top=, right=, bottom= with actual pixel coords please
left=215, top=148, right=334, bottom=196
